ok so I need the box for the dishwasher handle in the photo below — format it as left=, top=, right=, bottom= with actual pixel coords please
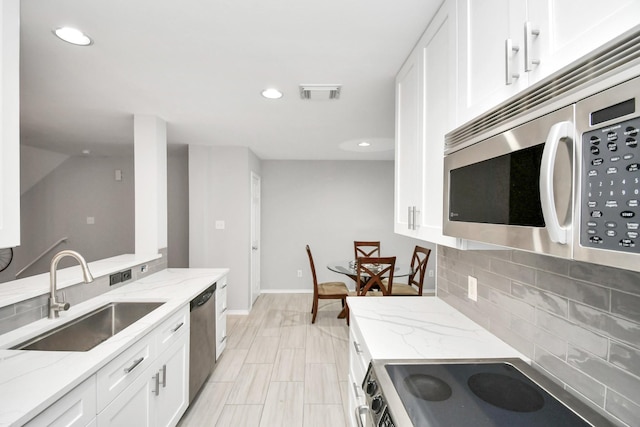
left=190, top=282, right=217, bottom=311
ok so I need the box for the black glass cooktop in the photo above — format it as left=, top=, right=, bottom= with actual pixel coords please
left=385, top=363, right=590, bottom=427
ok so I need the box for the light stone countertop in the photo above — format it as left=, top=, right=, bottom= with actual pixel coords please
left=0, top=268, right=229, bottom=427
left=347, top=296, right=528, bottom=361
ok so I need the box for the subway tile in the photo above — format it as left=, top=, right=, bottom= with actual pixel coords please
left=537, top=309, right=609, bottom=358
left=535, top=347, right=606, bottom=406
left=488, top=321, right=534, bottom=358
left=536, top=271, right=609, bottom=311
left=14, top=295, right=47, bottom=314
left=570, top=261, right=640, bottom=296
left=483, top=249, right=513, bottom=261
left=570, top=302, right=640, bottom=348
left=611, top=291, right=640, bottom=323
left=568, top=345, right=640, bottom=407
left=511, top=251, right=570, bottom=276
left=490, top=258, right=536, bottom=285
left=0, top=307, right=44, bottom=335
left=484, top=288, right=535, bottom=323
left=610, top=341, right=640, bottom=378
left=0, top=304, right=15, bottom=321
left=458, top=250, right=491, bottom=270
left=511, top=316, right=566, bottom=359
left=511, top=282, right=568, bottom=318
left=475, top=269, right=511, bottom=293
left=606, top=389, right=640, bottom=427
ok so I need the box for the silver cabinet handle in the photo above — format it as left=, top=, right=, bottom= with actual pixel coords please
left=161, top=364, right=167, bottom=388
left=355, top=405, right=370, bottom=427
left=221, top=335, right=227, bottom=343
left=407, top=206, right=413, bottom=230
left=152, top=372, right=160, bottom=396
left=413, top=207, right=419, bottom=230
left=352, top=381, right=362, bottom=399
left=524, top=22, right=540, bottom=72
left=171, top=322, right=184, bottom=333
left=353, top=340, right=363, bottom=354
left=124, top=357, right=144, bottom=374
left=505, top=38, right=520, bottom=85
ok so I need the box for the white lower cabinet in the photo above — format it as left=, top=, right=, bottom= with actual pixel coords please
left=155, top=335, right=189, bottom=427
left=215, top=276, right=228, bottom=360
left=25, top=376, right=97, bottom=427
left=347, top=317, right=371, bottom=427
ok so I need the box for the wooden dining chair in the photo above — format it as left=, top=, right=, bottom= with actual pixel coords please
left=390, top=245, right=431, bottom=296
left=306, top=245, right=349, bottom=324
left=355, top=256, right=396, bottom=296
left=354, top=241, right=381, bottom=259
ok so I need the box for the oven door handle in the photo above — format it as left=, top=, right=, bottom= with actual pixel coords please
left=540, top=121, right=573, bottom=244
left=355, top=405, right=371, bottom=427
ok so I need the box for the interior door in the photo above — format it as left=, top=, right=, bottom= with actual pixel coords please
left=250, top=172, right=261, bottom=306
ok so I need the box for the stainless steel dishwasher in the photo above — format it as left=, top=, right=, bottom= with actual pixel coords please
left=189, top=282, right=216, bottom=403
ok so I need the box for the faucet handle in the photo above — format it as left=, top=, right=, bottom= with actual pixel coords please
left=59, top=291, right=70, bottom=311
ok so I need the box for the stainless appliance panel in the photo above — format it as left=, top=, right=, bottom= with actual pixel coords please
left=573, top=76, right=640, bottom=270
left=443, top=106, right=574, bottom=258
left=189, top=282, right=216, bottom=403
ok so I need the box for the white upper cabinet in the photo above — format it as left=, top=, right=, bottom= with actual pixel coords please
left=395, top=1, right=461, bottom=247
left=0, top=0, right=20, bottom=248
left=456, top=0, right=640, bottom=124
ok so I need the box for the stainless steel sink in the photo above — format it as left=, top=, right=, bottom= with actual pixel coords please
left=13, top=302, right=164, bottom=352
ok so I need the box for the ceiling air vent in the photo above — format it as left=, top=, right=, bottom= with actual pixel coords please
left=299, top=84, right=341, bottom=100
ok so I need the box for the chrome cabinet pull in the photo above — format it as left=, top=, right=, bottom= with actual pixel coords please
left=171, top=322, right=184, bottom=333
left=152, top=372, right=160, bottom=396
left=505, top=38, right=520, bottom=85
left=408, top=206, right=413, bottom=230
left=524, top=22, right=540, bottom=72
left=162, top=364, right=167, bottom=388
left=123, top=357, right=144, bottom=374
left=355, top=405, right=370, bottom=427
left=352, top=381, right=362, bottom=399
left=353, top=340, right=363, bottom=354
left=413, top=207, right=419, bottom=230
left=221, top=335, right=227, bottom=343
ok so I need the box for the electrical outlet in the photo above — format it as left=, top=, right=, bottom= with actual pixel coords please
left=140, top=264, right=148, bottom=273
left=428, top=269, right=434, bottom=277
left=297, top=269, right=303, bottom=278
left=110, top=272, right=122, bottom=286
left=468, top=276, right=478, bottom=301
left=121, top=269, right=132, bottom=281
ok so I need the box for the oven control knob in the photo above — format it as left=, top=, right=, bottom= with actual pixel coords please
left=371, top=396, right=384, bottom=413
left=366, top=380, right=377, bottom=395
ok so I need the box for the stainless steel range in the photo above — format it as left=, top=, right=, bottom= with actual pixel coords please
left=361, top=359, right=613, bottom=427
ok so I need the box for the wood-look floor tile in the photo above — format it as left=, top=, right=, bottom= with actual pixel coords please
left=306, top=329, right=335, bottom=364
left=338, top=381, right=351, bottom=426
left=227, top=364, right=273, bottom=404
left=210, top=349, right=248, bottom=382
left=259, top=382, right=304, bottom=427
left=280, top=324, right=307, bottom=349
left=178, top=381, right=233, bottom=426
left=215, top=405, right=263, bottom=427
left=304, top=364, right=342, bottom=404
left=271, top=348, right=306, bottom=382
left=245, top=335, right=281, bottom=364
left=303, top=404, right=347, bottom=427
left=226, top=320, right=260, bottom=350
left=332, top=335, right=349, bottom=382
left=257, top=308, right=283, bottom=336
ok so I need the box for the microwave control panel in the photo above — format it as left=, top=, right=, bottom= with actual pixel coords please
left=582, top=117, right=640, bottom=252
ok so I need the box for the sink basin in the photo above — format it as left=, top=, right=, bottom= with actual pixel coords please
left=13, top=302, right=164, bottom=352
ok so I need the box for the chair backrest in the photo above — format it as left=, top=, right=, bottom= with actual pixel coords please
left=408, top=246, right=431, bottom=295
left=354, top=241, right=381, bottom=259
left=305, top=245, right=319, bottom=296
left=356, top=256, right=396, bottom=296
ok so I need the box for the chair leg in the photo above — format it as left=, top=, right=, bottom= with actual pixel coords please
left=311, top=298, right=318, bottom=324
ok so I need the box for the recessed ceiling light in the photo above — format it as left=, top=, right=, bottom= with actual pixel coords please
left=358, top=141, right=371, bottom=147
left=53, top=27, right=93, bottom=46
left=261, top=88, right=283, bottom=99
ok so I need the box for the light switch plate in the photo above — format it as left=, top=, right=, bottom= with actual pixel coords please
left=215, top=220, right=225, bottom=230
left=468, top=276, right=478, bottom=301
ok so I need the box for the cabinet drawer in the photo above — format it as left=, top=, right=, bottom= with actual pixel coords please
left=97, top=334, right=156, bottom=412
left=349, top=319, right=371, bottom=386
left=156, top=306, right=189, bottom=353
left=216, top=278, right=227, bottom=313
left=26, top=376, right=97, bottom=427
left=97, top=363, right=154, bottom=427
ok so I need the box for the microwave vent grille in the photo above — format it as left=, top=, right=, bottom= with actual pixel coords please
left=446, top=26, right=640, bottom=151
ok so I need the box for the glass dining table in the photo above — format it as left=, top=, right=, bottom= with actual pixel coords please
left=327, top=260, right=413, bottom=288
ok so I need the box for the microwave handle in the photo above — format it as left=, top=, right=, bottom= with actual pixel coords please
left=540, top=121, right=573, bottom=244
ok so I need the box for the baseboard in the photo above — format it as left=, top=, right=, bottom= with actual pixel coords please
left=227, top=309, right=250, bottom=315
left=259, top=289, right=313, bottom=294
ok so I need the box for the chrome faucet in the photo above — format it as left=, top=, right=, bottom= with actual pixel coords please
left=49, top=250, right=94, bottom=319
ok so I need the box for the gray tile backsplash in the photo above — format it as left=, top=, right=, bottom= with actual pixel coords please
left=438, top=245, right=640, bottom=427
left=0, top=249, right=167, bottom=335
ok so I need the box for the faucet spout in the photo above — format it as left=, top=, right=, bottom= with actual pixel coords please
left=49, top=250, right=94, bottom=319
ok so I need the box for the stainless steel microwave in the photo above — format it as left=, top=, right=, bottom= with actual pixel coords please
left=443, top=28, right=640, bottom=272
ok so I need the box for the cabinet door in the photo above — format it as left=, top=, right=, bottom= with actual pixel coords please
left=215, top=277, right=227, bottom=359
left=456, top=0, right=527, bottom=123
left=26, top=376, right=96, bottom=427
left=155, top=334, right=189, bottom=427
left=0, top=0, right=20, bottom=247
left=97, top=367, right=154, bottom=427
left=394, top=48, right=423, bottom=235
left=528, top=0, right=640, bottom=84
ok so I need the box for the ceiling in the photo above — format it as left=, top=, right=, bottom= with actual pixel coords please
left=19, top=0, right=441, bottom=160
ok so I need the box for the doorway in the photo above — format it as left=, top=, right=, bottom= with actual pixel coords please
left=250, top=171, right=261, bottom=306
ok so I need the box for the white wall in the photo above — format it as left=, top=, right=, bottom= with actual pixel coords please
left=260, top=160, right=435, bottom=291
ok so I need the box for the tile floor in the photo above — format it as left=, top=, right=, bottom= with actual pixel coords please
left=178, top=293, right=350, bottom=427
